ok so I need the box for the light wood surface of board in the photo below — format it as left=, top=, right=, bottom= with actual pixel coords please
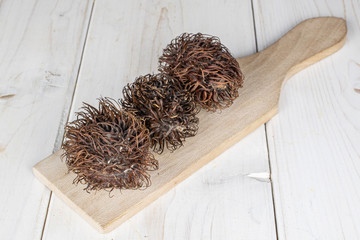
left=1, top=0, right=360, bottom=239
left=33, top=16, right=346, bottom=233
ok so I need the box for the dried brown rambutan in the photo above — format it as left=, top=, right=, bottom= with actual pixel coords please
left=158, top=33, right=244, bottom=111
left=61, top=98, right=158, bottom=192
left=121, top=73, right=199, bottom=153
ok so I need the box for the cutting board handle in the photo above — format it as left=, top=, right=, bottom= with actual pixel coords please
left=238, top=17, right=347, bottom=109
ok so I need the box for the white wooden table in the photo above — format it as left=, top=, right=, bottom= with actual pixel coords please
left=0, top=0, right=359, bottom=239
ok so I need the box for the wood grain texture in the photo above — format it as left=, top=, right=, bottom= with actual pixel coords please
left=0, top=0, right=93, bottom=239
left=39, top=1, right=277, bottom=239
left=33, top=15, right=346, bottom=234
left=253, top=0, right=360, bottom=239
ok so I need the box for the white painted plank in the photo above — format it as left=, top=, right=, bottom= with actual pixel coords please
left=253, top=0, right=360, bottom=239
left=0, top=0, right=93, bottom=239
left=42, top=0, right=277, bottom=239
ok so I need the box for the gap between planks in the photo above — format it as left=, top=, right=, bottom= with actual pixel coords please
left=250, top=0, right=279, bottom=239
left=40, top=0, right=96, bottom=238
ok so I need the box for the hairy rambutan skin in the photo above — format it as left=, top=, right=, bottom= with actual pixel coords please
left=121, top=74, right=199, bottom=153
left=62, top=98, right=158, bottom=192
left=159, top=33, right=244, bottom=111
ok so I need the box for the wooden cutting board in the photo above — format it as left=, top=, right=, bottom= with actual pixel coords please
left=33, top=17, right=347, bottom=233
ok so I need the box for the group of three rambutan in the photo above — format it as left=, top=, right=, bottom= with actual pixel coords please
left=62, top=33, right=244, bottom=192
